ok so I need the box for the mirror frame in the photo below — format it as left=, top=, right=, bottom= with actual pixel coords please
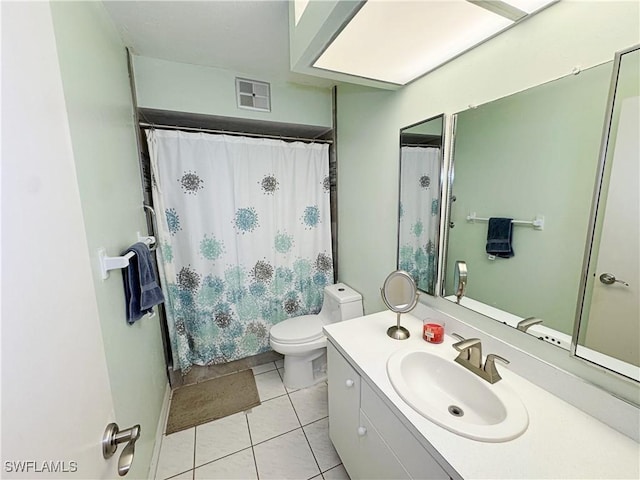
left=396, top=113, right=446, bottom=295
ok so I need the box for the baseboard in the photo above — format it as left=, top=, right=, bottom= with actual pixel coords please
left=147, top=383, right=172, bottom=479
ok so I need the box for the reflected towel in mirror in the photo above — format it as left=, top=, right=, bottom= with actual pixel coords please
left=486, top=218, right=514, bottom=258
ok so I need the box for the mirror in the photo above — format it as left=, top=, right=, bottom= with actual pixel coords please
left=397, top=114, right=444, bottom=295
left=444, top=60, right=614, bottom=348
left=442, top=48, right=639, bottom=382
left=574, top=45, right=639, bottom=381
left=381, top=270, right=419, bottom=340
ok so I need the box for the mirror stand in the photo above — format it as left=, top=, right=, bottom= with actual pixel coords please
left=387, top=314, right=411, bottom=340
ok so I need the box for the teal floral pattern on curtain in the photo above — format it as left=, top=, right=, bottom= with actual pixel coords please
left=147, top=130, right=333, bottom=372
left=398, top=146, right=441, bottom=294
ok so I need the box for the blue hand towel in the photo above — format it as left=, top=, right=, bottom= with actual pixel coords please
left=122, top=242, right=165, bottom=324
left=486, top=218, right=514, bottom=258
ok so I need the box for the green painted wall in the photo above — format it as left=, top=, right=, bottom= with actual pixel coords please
left=50, top=3, right=167, bottom=478
left=133, top=55, right=332, bottom=127
left=336, top=0, right=640, bottom=315
left=445, top=62, right=611, bottom=335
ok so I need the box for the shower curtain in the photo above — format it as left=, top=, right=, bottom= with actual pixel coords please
left=146, top=129, right=333, bottom=372
left=398, top=146, right=441, bottom=293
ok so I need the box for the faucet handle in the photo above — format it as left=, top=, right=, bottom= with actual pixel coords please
left=484, top=354, right=509, bottom=383
left=452, top=337, right=482, bottom=367
left=451, top=333, right=469, bottom=361
left=452, top=337, right=481, bottom=351
left=451, top=332, right=465, bottom=342
left=517, top=317, right=543, bottom=332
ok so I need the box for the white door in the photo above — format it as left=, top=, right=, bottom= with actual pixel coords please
left=2, top=2, right=119, bottom=478
left=581, top=96, right=640, bottom=373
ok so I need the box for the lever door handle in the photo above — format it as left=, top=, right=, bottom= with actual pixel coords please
left=103, top=423, right=141, bottom=476
left=599, top=273, right=629, bottom=287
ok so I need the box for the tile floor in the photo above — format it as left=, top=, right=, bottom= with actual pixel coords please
left=153, top=359, right=350, bottom=480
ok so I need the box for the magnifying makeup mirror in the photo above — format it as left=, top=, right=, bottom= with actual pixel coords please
left=381, top=270, right=419, bottom=340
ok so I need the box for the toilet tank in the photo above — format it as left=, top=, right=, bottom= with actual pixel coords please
left=322, top=283, right=364, bottom=324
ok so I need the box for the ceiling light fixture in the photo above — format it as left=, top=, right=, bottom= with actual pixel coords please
left=313, top=0, right=557, bottom=85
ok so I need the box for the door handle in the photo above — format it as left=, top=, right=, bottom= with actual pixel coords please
left=103, top=423, right=141, bottom=476
left=599, top=273, right=629, bottom=287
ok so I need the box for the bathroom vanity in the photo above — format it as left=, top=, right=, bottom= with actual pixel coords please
left=324, top=309, right=639, bottom=479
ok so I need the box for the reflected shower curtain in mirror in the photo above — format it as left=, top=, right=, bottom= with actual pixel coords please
left=146, top=130, right=333, bottom=372
left=399, top=146, right=440, bottom=293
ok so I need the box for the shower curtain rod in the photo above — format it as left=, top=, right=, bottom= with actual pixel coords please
left=139, top=122, right=333, bottom=144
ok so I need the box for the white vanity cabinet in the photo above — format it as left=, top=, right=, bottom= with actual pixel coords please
left=328, top=342, right=453, bottom=480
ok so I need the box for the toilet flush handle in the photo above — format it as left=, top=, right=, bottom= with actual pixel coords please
left=345, top=379, right=355, bottom=388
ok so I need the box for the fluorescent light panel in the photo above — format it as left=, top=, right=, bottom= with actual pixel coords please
left=313, top=0, right=555, bottom=85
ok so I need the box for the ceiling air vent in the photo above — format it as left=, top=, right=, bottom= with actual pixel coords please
left=236, top=78, right=271, bottom=112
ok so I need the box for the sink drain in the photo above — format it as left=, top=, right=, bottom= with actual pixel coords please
left=448, top=405, right=464, bottom=417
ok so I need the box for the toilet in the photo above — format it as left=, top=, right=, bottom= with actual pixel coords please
left=269, top=283, right=363, bottom=389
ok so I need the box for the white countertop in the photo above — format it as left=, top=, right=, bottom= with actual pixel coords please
left=324, top=310, right=640, bottom=480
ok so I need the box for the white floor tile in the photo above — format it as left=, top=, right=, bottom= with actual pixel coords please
left=155, top=428, right=195, bottom=480
left=166, top=471, right=193, bottom=480
left=289, top=382, right=328, bottom=425
left=254, top=369, right=287, bottom=401
left=246, top=395, right=300, bottom=444
left=252, top=362, right=277, bottom=375
left=323, top=464, right=350, bottom=479
left=303, top=418, right=341, bottom=472
left=194, top=448, right=257, bottom=480
left=195, top=412, right=251, bottom=467
left=276, top=367, right=301, bottom=393
left=275, top=359, right=284, bottom=369
left=253, top=428, right=320, bottom=480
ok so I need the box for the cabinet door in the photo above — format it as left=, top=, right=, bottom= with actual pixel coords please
left=357, top=411, right=411, bottom=480
left=327, top=343, right=361, bottom=476
left=362, top=382, right=451, bottom=479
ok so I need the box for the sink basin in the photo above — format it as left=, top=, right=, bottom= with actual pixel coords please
left=387, top=348, right=528, bottom=442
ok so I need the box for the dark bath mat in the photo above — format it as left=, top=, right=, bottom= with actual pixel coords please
left=165, top=369, right=260, bottom=434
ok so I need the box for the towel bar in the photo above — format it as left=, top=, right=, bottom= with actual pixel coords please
left=98, top=234, right=156, bottom=279
left=466, top=212, right=544, bottom=230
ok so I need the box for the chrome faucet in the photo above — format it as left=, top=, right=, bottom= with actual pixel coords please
left=517, top=317, right=543, bottom=332
left=452, top=334, right=510, bottom=384
left=451, top=336, right=483, bottom=368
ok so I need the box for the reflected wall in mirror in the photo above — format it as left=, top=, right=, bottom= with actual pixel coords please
left=443, top=60, right=614, bottom=349
left=575, top=45, right=639, bottom=382
left=397, top=114, right=444, bottom=295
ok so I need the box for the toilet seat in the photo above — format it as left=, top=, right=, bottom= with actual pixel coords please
left=270, top=315, right=324, bottom=344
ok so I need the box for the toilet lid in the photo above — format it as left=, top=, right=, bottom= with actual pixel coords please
left=270, top=315, right=324, bottom=344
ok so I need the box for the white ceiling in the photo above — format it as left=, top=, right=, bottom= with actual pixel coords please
left=103, top=0, right=333, bottom=86
left=103, top=1, right=557, bottom=90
